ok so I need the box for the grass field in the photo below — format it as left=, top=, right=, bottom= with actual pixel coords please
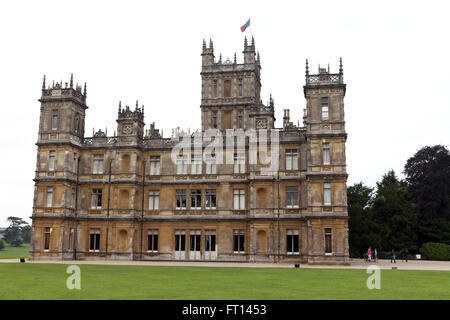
left=0, top=243, right=29, bottom=259
left=0, top=263, right=449, bottom=299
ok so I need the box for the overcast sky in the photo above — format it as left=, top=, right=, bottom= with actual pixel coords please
left=0, top=0, right=449, bottom=227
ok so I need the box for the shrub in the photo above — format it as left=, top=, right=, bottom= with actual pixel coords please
left=419, top=242, right=450, bottom=261
left=0, top=240, right=5, bottom=250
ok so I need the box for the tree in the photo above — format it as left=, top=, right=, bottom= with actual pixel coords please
left=372, top=170, right=420, bottom=252
left=347, top=182, right=378, bottom=257
left=4, top=217, right=28, bottom=247
left=404, top=145, right=450, bottom=244
left=404, top=145, right=450, bottom=220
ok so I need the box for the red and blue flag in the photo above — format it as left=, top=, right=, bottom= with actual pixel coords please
left=240, top=18, right=250, bottom=32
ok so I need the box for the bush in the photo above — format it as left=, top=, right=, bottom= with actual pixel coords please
left=419, top=242, right=450, bottom=261
left=0, top=240, right=5, bottom=250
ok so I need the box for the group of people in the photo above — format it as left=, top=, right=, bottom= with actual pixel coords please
left=364, top=247, right=410, bottom=263
left=390, top=248, right=409, bottom=263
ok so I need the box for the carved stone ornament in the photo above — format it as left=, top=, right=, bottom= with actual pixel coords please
left=122, top=124, right=133, bottom=134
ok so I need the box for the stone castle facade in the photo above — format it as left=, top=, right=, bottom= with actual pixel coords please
left=30, top=37, right=349, bottom=263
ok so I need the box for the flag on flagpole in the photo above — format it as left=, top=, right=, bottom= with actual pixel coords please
left=240, top=18, right=250, bottom=32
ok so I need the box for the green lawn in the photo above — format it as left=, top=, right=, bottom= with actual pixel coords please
left=0, top=263, right=449, bottom=299
left=0, top=243, right=29, bottom=259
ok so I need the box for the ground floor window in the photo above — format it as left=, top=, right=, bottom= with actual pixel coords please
left=89, top=229, right=100, bottom=252
left=189, top=230, right=201, bottom=252
left=205, top=230, right=216, bottom=252
left=44, top=227, right=51, bottom=250
left=147, top=229, right=158, bottom=252
left=286, top=229, right=299, bottom=254
left=233, top=229, right=245, bottom=253
left=325, top=228, right=332, bottom=254
left=175, top=230, right=186, bottom=251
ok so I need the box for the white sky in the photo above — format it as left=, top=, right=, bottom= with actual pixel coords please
left=0, top=0, right=449, bottom=227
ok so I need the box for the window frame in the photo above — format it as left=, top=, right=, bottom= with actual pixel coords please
left=147, top=229, right=159, bottom=252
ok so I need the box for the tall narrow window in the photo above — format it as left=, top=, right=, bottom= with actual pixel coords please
left=46, top=187, right=53, bottom=207
left=191, top=154, right=202, bottom=174
left=205, top=230, right=216, bottom=252
left=190, top=189, right=202, bottom=209
left=224, top=80, right=231, bottom=97
left=175, top=230, right=186, bottom=251
left=238, top=111, right=243, bottom=128
left=44, top=227, right=51, bottom=250
left=148, top=190, right=159, bottom=210
left=91, top=189, right=102, bottom=209
left=51, top=110, right=58, bottom=130
left=285, top=149, right=298, bottom=170
left=74, top=117, right=79, bottom=134
left=321, top=97, right=329, bottom=120
left=233, top=229, right=245, bottom=253
left=286, top=229, right=299, bottom=254
left=177, top=155, right=187, bottom=174
left=324, top=182, right=331, bottom=205
left=233, top=189, right=245, bottom=210
left=238, top=79, right=243, bottom=96
left=147, top=229, right=158, bottom=252
left=325, top=228, right=332, bottom=254
left=93, top=154, right=104, bottom=174
left=189, top=230, right=201, bottom=252
left=89, top=229, right=100, bottom=252
left=213, top=80, right=217, bottom=97
left=176, top=189, right=187, bottom=209
left=73, top=153, right=77, bottom=173
left=286, top=186, right=299, bottom=208
left=323, top=142, right=330, bottom=165
left=206, top=154, right=216, bottom=174
left=149, top=156, right=160, bottom=175
left=48, top=150, right=55, bottom=171
left=234, top=153, right=245, bottom=173
left=212, top=111, right=217, bottom=128
left=205, top=189, right=217, bottom=209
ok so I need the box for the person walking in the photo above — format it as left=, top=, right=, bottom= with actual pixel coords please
left=374, top=248, right=378, bottom=263
left=400, top=248, right=405, bottom=262
left=367, top=247, right=372, bottom=262
left=405, top=248, right=409, bottom=262
left=390, top=249, right=396, bottom=263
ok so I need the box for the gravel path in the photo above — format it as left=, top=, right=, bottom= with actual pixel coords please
left=1, top=258, right=449, bottom=271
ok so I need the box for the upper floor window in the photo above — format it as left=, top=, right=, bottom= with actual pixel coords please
left=74, top=117, right=79, bottom=134
left=205, top=189, right=217, bottom=209
left=321, top=97, right=329, bottom=120
left=93, top=154, right=104, bottom=174
left=51, top=110, right=58, bottom=130
left=73, top=153, right=77, bottom=173
left=49, top=150, right=56, bottom=171
left=91, top=189, right=102, bottom=209
left=176, top=189, right=187, bottom=209
left=149, top=190, right=159, bottom=210
left=323, top=142, right=330, bottom=165
left=224, top=80, right=231, bottom=97
left=206, top=154, right=217, bottom=174
left=213, top=80, right=217, bottom=97
left=238, top=111, right=243, bottom=128
left=190, top=189, right=202, bottom=209
left=324, top=182, right=331, bottom=205
left=238, top=79, right=243, bottom=96
left=191, top=154, right=202, bottom=174
left=233, top=189, right=245, bottom=210
left=149, top=156, right=160, bottom=175
left=46, top=187, right=53, bottom=207
left=285, top=149, right=298, bottom=170
left=177, top=155, right=188, bottom=175
left=234, top=153, right=245, bottom=174
left=286, top=186, right=299, bottom=208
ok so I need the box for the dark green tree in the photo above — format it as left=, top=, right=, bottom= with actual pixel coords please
left=4, top=217, right=28, bottom=247
left=372, top=170, right=420, bottom=252
left=404, top=145, right=450, bottom=245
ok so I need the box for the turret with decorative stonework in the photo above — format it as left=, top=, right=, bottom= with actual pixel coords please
left=116, top=100, right=145, bottom=139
